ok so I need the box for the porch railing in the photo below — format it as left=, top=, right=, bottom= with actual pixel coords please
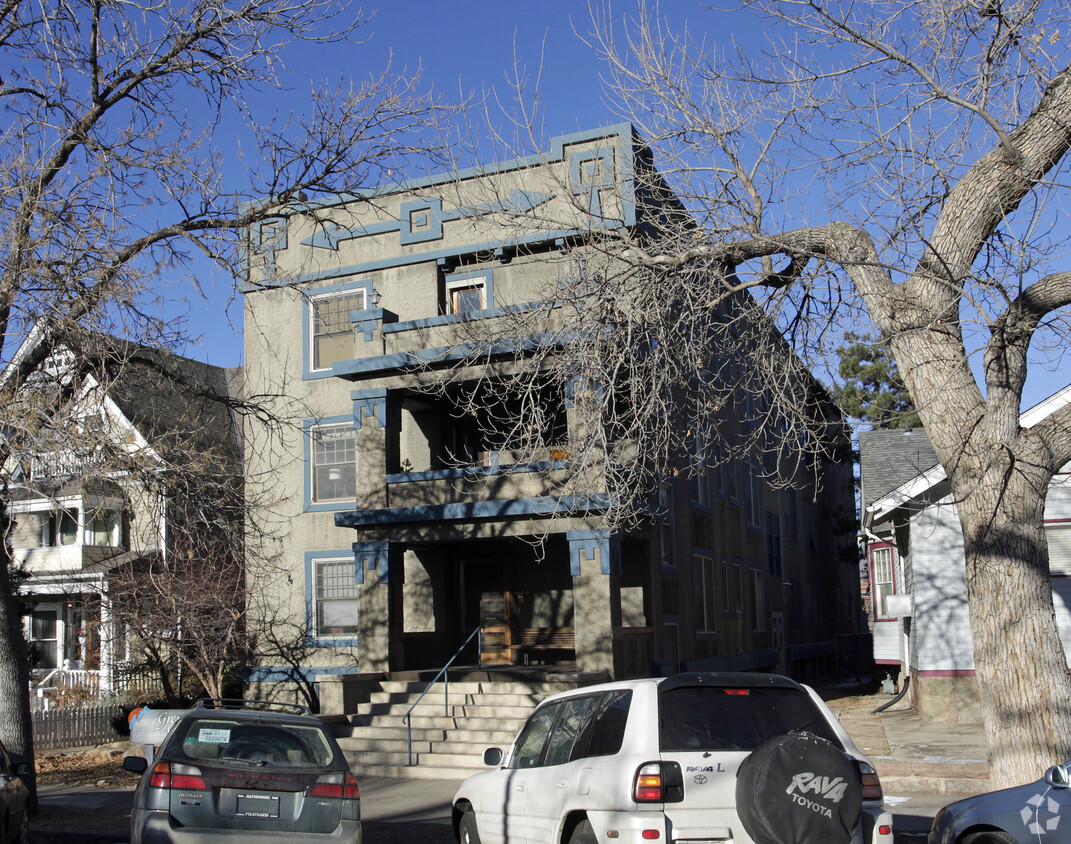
left=402, top=626, right=484, bottom=766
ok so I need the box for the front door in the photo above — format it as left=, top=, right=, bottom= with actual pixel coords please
left=462, top=560, right=512, bottom=664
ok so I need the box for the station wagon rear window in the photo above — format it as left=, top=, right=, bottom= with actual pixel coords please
left=168, top=719, right=336, bottom=767
left=658, top=686, right=842, bottom=751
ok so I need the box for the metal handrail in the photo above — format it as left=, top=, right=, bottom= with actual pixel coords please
left=402, top=626, right=484, bottom=766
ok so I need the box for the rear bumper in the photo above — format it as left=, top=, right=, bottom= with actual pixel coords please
left=131, top=808, right=361, bottom=844
left=581, top=806, right=894, bottom=843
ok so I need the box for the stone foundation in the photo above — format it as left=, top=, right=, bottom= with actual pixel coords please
left=911, top=672, right=983, bottom=722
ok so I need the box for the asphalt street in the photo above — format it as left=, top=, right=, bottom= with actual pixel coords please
left=29, top=777, right=971, bottom=843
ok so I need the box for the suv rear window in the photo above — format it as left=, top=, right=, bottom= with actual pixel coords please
left=168, top=718, right=337, bottom=767
left=658, top=686, right=842, bottom=751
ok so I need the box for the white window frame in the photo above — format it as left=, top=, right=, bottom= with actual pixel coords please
left=871, top=544, right=896, bottom=621
left=446, top=275, right=487, bottom=317
left=310, top=423, right=357, bottom=504
left=313, top=557, right=360, bottom=639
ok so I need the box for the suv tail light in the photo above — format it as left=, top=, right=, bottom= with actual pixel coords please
left=633, top=762, right=684, bottom=803
left=854, top=759, right=883, bottom=801
left=148, top=761, right=207, bottom=791
left=307, top=772, right=360, bottom=800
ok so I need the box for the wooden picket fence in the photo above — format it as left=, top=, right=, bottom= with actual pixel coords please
left=32, top=703, right=125, bottom=751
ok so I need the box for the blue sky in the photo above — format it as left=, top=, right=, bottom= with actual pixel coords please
left=179, top=0, right=1069, bottom=411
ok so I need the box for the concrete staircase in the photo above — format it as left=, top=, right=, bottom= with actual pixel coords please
left=333, top=671, right=589, bottom=779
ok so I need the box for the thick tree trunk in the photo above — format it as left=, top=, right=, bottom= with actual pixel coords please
left=956, top=464, right=1071, bottom=789
left=0, top=508, right=38, bottom=810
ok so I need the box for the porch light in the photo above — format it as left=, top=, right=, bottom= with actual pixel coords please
left=369, top=286, right=382, bottom=309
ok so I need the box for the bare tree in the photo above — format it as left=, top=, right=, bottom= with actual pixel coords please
left=449, top=0, right=1071, bottom=787
left=0, top=0, right=459, bottom=802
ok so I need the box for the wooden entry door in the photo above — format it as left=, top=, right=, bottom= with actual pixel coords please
left=464, top=561, right=512, bottom=664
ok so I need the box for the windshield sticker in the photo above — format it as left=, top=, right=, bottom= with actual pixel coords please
left=198, top=728, right=231, bottom=744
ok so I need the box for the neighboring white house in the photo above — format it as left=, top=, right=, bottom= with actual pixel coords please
left=2, top=332, right=242, bottom=696
left=860, top=385, right=1071, bottom=721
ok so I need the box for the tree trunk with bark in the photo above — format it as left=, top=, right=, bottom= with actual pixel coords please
left=0, top=506, right=37, bottom=809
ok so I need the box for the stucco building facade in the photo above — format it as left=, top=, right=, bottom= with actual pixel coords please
left=240, top=125, right=862, bottom=700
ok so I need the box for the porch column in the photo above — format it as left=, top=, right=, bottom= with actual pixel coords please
left=569, top=530, right=621, bottom=676
left=98, top=587, right=113, bottom=694
left=355, top=541, right=392, bottom=672
left=351, top=388, right=390, bottom=509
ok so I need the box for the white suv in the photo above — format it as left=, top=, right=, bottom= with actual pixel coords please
left=451, top=672, right=893, bottom=844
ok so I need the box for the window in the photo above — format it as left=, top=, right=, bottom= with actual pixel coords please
left=314, top=559, right=359, bottom=637
left=732, top=559, right=744, bottom=614
left=751, top=568, right=766, bottom=632
left=744, top=462, right=763, bottom=529
left=447, top=280, right=486, bottom=317
left=690, top=436, right=712, bottom=507
left=576, top=691, right=631, bottom=759
left=311, top=288, right=366, bottom=371
left=510, top=702, right=560, bottom=769
left=444, top=270, right=491, bottom=318
left=311, top=424, right=356, bottom=503
left=658, top=485, right=674, bottom=569
left=85, top=508, right=120, bottom=547
left=693, top=554, right=717, bottom=634
left=42, top=509, right=79, bottom=547
left=28, top=608, right=58, bottom=669
left=766, top=512, right=782, bottom=577
left=544, top=695, right=593, bottom=767
left=783, top=489, right=798, bottom=542
left=871, top=545, right=896, bottom=620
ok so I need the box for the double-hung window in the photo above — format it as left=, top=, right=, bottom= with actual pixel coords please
left=311, top=288, right=366, bottom=371
left=871, top=545, right=896, bottom=620
left=311, top=424, right=356, bottom=503
left=693, top=554, right=717, bottom=634
left=314, top=558, right=359, bottom=637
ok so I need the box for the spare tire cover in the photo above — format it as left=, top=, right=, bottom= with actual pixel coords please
left=735, top=732, right=863, bottom=844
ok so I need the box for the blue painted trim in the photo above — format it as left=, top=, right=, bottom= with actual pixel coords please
left=329, top=330, right=578, bottom=379
left=242, top=665, right=360, bottom=683
left=354, top=540, right=390, bottom=582
left=384, top=460, right=564, bottom=485
left=304, top=549, right=361, bottom=647
left=302, top=278, right=375, bottom=380
left=565, top=375, right=607, bottom=409
left=444, top=267, right=495, bottom=314
left=400, top=197, right=444, bottom=244
left=569, top=146, right=617, bottom=219
left=240, top=124, right=641, bottom=292
left=566, top=529, right=621, bottom=576
left=303, top=415, right=358, bottom=513
left=334, top=494, right=609, bottom=529
left=351, top=388, right=388, bottom=430
left=268, top=123, right=637, bottom=214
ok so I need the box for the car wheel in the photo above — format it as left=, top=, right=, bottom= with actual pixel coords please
left=961, top=832, right=1017, bottom=844
left=15, top=812, right=28, bottom=844
left=568, top=819, right=598, bottom=844
left=459, top=810, right=482, bottom=844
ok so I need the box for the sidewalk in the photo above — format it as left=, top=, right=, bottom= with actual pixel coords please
left=826, top=689, right=990, bottom=795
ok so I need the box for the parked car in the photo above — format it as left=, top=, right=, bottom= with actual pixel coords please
left=123, top=698, right=361, bottom=844
left=0, top=737, right=29, bottom=844
left=929, top=759, right=1071, bottom=844
left=451, top=672, right=894, bottom=844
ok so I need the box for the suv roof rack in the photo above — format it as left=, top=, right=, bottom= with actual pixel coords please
left=192, top=698, right=312, bottom=716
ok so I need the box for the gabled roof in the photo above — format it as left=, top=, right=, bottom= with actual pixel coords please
left=858, top=428, right=939, bottom=510
left=860, top=383, right=1071, bottom=530
left=4, top=330, right=242, bottom=478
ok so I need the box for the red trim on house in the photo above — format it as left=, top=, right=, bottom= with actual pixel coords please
left=875, top=659, right=901, bottom=666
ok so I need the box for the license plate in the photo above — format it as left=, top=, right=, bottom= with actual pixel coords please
left=236, top=793, right=280, bottom=818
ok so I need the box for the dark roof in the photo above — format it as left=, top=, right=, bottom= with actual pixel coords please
left=71, top=333, right=242, bottom=474
left=858, top=428, right=939, bottom=509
